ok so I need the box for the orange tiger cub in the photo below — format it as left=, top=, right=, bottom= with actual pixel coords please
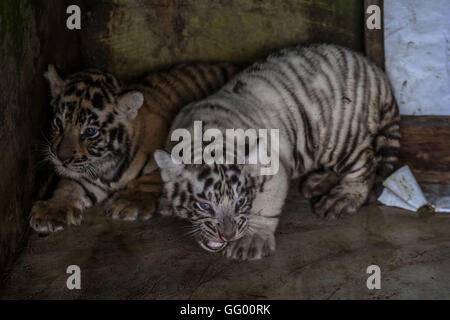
left=30, top=63, right=237, bottom=232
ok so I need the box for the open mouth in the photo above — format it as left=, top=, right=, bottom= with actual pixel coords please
left=199, top=237, right=227, bottom=252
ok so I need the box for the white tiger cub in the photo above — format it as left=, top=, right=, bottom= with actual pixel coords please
left=154, top=44, right=401, bottom=260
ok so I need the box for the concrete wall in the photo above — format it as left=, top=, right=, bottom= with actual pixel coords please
left=384, top=0, right=450, bottom=115
left=0, top=0, right=81, bottom=272
left=81, top=0, right=364, bottom=81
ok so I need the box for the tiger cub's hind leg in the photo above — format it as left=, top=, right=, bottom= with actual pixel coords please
left=312, top=147, right=376, bottom=220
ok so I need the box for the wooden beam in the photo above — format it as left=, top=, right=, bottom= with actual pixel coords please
left=399, top=116, right=450, bottom=184
left=364, top=0, right=385, bottom=69
left=362, top=3, right=448, bottom=183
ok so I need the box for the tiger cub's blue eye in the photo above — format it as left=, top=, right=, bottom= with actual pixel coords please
left=197, top=202, right=211, bottom=210
left=84, top=127, right=98, bottom=137
left=236, top=197, right=247, bottom=207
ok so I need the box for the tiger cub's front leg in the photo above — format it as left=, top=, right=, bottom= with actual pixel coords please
left=224, top=165, right=290, bottom=260
left=30, top=179, right=99, bottom=233
left=104, top=172, right=163, bottom=221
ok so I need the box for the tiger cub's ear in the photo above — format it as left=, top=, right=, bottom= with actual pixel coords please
left=117, top=91, right=144, bottom=120
left=44, top=64, right=64, bottom=98
left=154, top=149, right=184, bottom=182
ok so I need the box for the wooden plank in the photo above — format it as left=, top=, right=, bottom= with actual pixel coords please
left=399, top=116, right=450, bottom=184
left=364, top=0, right=385, bottom=69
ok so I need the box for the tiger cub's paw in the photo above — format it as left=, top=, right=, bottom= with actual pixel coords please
left=223, top=233, right=276, bottom=260
left=312, top=186, right=361, bottom=220
left=30, top=199, right=83, bottom=233
left=104, top=189, right=158, bottom=221
left=301, top=170, right=339, bottom=199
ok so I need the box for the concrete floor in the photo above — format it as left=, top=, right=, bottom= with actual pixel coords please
left=1, top=182, right=450, bottom=300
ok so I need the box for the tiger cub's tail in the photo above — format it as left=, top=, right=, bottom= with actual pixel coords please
left=372, top=98, right=402, bottom=198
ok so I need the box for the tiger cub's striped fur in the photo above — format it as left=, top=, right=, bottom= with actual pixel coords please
left=30, top=63, right=237, bottom=232
left=155, top=44, right=400, bottom=260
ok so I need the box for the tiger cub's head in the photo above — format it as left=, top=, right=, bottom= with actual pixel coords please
left=44, top=65, right=144, bottom=180
left=154, top=150, right=266, bottom=253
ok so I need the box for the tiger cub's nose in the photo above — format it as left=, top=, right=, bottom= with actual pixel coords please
left=219, top=230, right=237, bottom=242
left=57, top=147, right=75, bottom=162
left=57, top=134, right=76, bottom=163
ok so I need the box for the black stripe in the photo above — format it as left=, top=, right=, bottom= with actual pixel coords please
left=81, top=177, right=109, bottom=193
left=181, top=66, right=208, bottom=96
left=336, top=54, right=365, bottom=166
left=295, top=150, right=305, bottom=174
left=204, top=178, right=214, bottom=190
left=245, top=74, right=296, bottom=150
left=194, top=65, right=214, bottom=93
left=198, top=167, right=212, bottom=180
left=384, top=133, right=401, bottom=140
left=136, top=154, right=151, bottom=179
left=109, top=134, right=139, bottom=183
left=195, top=102, right=257, bottom=130
left=340, top=146, right=372, bottom=174
left=167, top=70, right=199, bottom=100
left=208, top=65, right=222, bottom=85
left=87, top=149, right=102, bottom=157
left=144, top=78, right=175, bottom=104
left=172, top=182, right=180, bottom=198
left=376, top=163, right=395, bottom=179
left=312, top=50, right=345, bottom=164
left=218, top=65, right=231, bottom=83
left=336, top=120, right=362, bottom=173
left=260, top=63, right=302, bottom=152
left=379, top=120, right=400, bottom=133
left=159, top=73, right=183, bottom=102
left=297, top=49, right=334, bottom=164
left=70, top=179, right=97, bottom=205
left=286, top=59, right=326, bottom=162
left=378, top=146, right=399, bottom=158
